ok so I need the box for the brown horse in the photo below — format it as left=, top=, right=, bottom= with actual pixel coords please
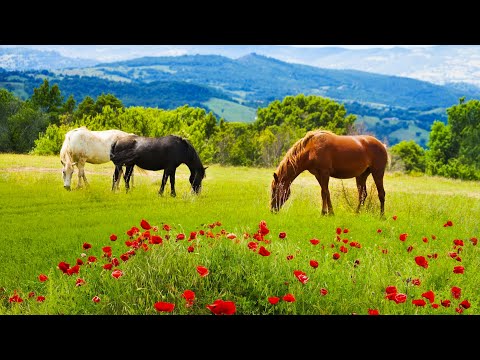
left=270, top=130, right=389, bottom=216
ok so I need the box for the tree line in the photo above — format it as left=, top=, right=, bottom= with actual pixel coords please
left=1, top=79, right=478, bottom=180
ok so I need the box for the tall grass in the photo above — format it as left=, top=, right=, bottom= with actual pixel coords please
left=0, top=154, right=479, bottom=315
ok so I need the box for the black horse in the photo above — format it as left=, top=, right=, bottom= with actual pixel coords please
left=110, top=134, right=206, bottom=196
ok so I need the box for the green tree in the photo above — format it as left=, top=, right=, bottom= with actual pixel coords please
left=75, top=96, right=96, bottom=119
left=0, top=89, right=22, bottom=152
left=254, top=94, right=356, bottom=134
left=94, top=93, right=124, bottom=114
left=390, top=140, right=426, bottom=173
left=30, top=79, right=64, bottom=114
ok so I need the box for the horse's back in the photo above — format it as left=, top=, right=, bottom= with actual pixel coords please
left=67, top=128, right=129, bottom=164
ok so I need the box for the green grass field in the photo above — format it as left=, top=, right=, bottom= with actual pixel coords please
left=1, top=154, right=479, bottom=315
left=203, top=97, right=257, bottom=123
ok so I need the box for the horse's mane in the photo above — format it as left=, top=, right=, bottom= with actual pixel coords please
left=178, top=136, right=202, bottom=168
left=276, top=130, right=333, bottom=177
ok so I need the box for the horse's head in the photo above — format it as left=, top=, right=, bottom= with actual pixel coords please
left=190, top=166, right=207, bottom=194
left=270, top=172, right=291, bottom=213
left=61, top=159, right=76, bottom=191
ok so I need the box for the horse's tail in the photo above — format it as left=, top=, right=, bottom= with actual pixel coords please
left=383, top=143, right=392, bottom=170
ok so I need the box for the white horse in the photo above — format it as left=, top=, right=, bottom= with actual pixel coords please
left=60, top=127, right=134, bottom=190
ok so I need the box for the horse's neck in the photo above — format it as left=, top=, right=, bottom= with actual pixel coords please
left=185, top=157, right=203, bottom=174
left=280, top=159, right=304, bottom=186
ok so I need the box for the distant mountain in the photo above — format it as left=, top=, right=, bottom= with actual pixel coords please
left=0, top=47, right=98, bottom=71
left=4, top=45, right=480, bottom=87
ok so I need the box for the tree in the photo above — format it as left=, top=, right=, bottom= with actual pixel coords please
left=30, top=79, right=64, bottom=114
left=390, top=140, right=426, bottom=173
left=75, top=96, right=96, bottom=119
left=94, top=93, right=124, bottom=114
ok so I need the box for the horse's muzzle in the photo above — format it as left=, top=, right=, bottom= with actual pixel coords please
left=64, top=185, right=71, bottom=191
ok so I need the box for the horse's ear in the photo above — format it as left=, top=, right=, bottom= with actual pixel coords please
left=273, top=173, right=278, bottom=182
left=204, top=166, right=208, bottom=171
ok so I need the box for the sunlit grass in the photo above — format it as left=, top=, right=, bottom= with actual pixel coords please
left=0, top=154, right=479, bottom=315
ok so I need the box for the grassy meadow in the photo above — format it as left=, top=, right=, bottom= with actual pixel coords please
left=0, top=153, right=479, bottom=315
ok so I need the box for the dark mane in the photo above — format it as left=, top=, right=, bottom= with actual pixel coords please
left=178, top=136, right=202, bottom=167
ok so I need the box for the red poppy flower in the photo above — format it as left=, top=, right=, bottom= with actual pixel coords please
left=394, top=293, right=407, bottom=304
left=455, top=256, right=462, bottom=262
left=460, top=300, right=471, bottom=309
left=278, top=232, right=286, bottom=239
left=154, top=301, right=175, bottom=312
left=9, top=292, right=23, bottom=303
left=103, top=263, right=113, bottom=270
left=120, top=253, right=129, bottom=262
left=187, top=245, right=194, bottom=253
left=206, top=299, right=236, bottom=315
left=197, top=265, right=209, bottom=277
left=293, top=270, right=308, bottom=284
left=82, top=242, right=92, bottom=250
left=140, top=219, right=152, bottom=230
left=441, top=299, right=451, bottom=307
left=411, top=278, right=421, bottom=286
left=102, top=246, right=112, bottom=253
left=336, top=227, right=342, bottom=235
left=286, top=255, right=294, bottom=260
left=36, top=296, right=45, bottom=302
left=354, top=259, right=360, bottom=267
left=342, top=239, right=348, bottom=244
left=226, top=233, right=236, bottom=240
left=422, top=290, right=435, bottom=303
left=92, top=296, right=101, bottom=303
left=125, top=240, right=132, bottom=247
left=407, top=245, right=413, bottom=253
left=412, top=299, right=427, bottom=306
left=448, top=252, right=458, bottom=258
left=111, top=258, right=119, bottom=266
left=377, top=229, right=382, bottom=233
left=470, top=237, right=478, bottom=246
left=282, top=293, right=296, bottom=302
left=176, top=233, right=185, bottom=240
left=382, top=249, right=388, bottom=254
left=182, top=290, right=195, bottom=302
left=368, top=309, right=379, bottom=315
left=268, top=297, right=280, bottom=305
left=446, top=220, right=453, bottom=226
left=310, top=239, right=320, bottom=245
left=38, top=274, right=48, bottom=282
left=422, top=236, right=428, bottom=243
left=455, top=307, right=463, bottom=314
left=67, top=264, right=80, bottom=276
left=310, top=260, right=319, bottom=269
left=259, top=220, right=269, bottom=236
left=431, top=234, right=436, bottom=240
left=75, top=278, right=85, bottom=287
left=150, top=235, right=162, bottom=245
left=333, top=253, right=340, bottom=260
left=453, top=239, right=464, bottom=247
left=258, top=246, right=271, bottom=256
left=453, top=266, right=464, bottom=274
left=246, top=242, right=257, bottom=251
left=431, top=303, right=439, bottom=309
left=28, top=291, right=35, bottom=298
left=392, top=215, right=397, bottom=220
left=76, top=258, right=84, bottom=265
left=87, top=256, right=97, bottom=263
left=385, top=286, right=397, bottom=295
left=340, top=245, right=348, bottom=253
left=451, top=286, right=461, bottom=299
left=112, top=269, right=124, bottom=279
left=399, top=233, right=408, bottom=241
left=110, top=234, right=117, bottom=241
left=320, top=288, right=328, bottom=296
left=414, top=256, right=429, bottom=268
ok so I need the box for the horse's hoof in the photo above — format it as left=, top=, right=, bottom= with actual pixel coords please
left=171, top=193, right=176, bottom=198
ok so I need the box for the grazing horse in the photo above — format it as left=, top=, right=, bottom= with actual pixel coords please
left=60, top=127, right=134, bottom=190
left=270, top=130, right=389, bottom=216
left=110, top=134, right=207, bottom=196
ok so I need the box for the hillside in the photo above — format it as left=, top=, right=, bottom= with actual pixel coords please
left=2, top=53, right=480, bottom=146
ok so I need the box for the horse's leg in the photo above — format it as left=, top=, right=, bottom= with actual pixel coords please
left=76, top=163, right=85, bottom=188
left=124, top=166, right=134, bottom=193
left=355, top=169, right=371, bottom=213
left=117, top=167, right=124, bottom=190
left=112, top=165, right=122, bottom=191
left=78, top=161, right=89, bottom=188
left=315, top=173, right=332, bottom=215
left=159, top=170, right=168, bottom=196
left=169, top=168, right=177, bottom=197
left=371, top=169, right=386, bottom=217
